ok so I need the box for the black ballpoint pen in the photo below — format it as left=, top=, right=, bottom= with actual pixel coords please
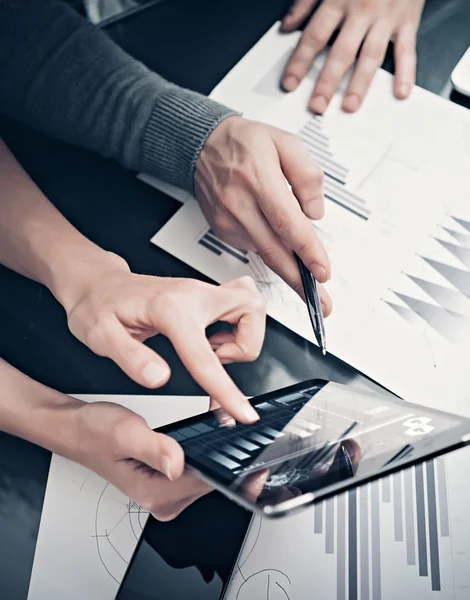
left=295, top=254, right=327, bottom=355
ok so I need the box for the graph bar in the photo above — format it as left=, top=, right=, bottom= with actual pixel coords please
left=324, top=188, right=370, bottom=216
left=415, top=463, right=428, bottom=577
left=407, top=275, right=469, bottom=315
left=424, top=257, right=470, bottom=297
left=360, top=485, right=370, bottom=600
left=198, top=238, right=221, bottom=256
left=326, top=194, right=369, bottom=221
left=300, top=134, right=334, bottom=158
left=371, top=482, right=382, bottom=600
left=326, top=171, right=348, bottom=185
left=222, top=445, right=250, bottom=461
left=436, top=238, right=470, bottom=270
left=426, top=461, right=441, bottom=591
left=385, top=301, right=422, bottom=326
left=314, top=502, right=323, bottom=534
left=209, top=452, right=240, bottom=470
left=233, top=437, right=258, bottom=452
left=303, top=150, right=349, bottom=182
left=208, top=230, right=248, bottom=255
left=348, top=488, right=358, bottom=600
left=443, top=227, right=470, bottom=249
left=436, top=457, right=450, bottom=537
left=324, top=179, right=367, bottom=206
left=404, top=467, right=416, bottom=565
left=302, top=120, right=330, bottom=142
left=393, top=472, right=403, bottom=542
left=452, top=216, right=470, bottom=233
left=203, top=233, right=250, bottom=264
left=394, top=292, right=464, bottom=342
left=337, top=494, right=347, bottom=600
left=325, top=498, right=335, bottom=554
left=382, top=476, right=391, bottom=502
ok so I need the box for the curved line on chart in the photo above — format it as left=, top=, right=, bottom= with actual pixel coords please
left=106, top=510, right=129, bottom=537
left=137, top=505, right=147, bottom=530
left=238, top=517, right=263, bottom=571
left=235, top=570, right=292, bottom=600
left=94, top=483, right=120, bottom=584
left=105, top=529, right=129, bottom=565
left=128, top=509, right=139, bottom=541
left=275, top=582, right=290, bottom=600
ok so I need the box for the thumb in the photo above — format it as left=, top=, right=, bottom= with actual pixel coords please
left=90, top=316, right=171, bottom=388
left=122, top=422, right=185, bottom=481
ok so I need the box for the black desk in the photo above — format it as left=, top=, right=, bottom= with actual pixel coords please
left=0, top=1, right=469, bottom=598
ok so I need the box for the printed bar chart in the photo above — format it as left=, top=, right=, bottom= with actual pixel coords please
left=297, top=118, right=371, bottom=221
left=197, top=229, right=249, bottom=264
left=313, top=458, right=449, bottom=600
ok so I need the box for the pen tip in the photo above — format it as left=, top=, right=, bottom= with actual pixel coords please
left=322, top=347, right=327, bottom=356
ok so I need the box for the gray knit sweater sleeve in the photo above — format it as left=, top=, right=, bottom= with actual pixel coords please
left=0, top=0, right=236, bottom=192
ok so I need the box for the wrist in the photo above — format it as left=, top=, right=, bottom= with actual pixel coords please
left=48, top=247, right=130, bottom=315
left=0, top=359, right=83, bottom=458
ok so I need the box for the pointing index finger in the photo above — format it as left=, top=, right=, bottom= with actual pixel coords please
left=165, top=317, right=259, bottom=424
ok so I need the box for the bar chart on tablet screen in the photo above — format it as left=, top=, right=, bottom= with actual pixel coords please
left=225, top=450, right=470, bottom=600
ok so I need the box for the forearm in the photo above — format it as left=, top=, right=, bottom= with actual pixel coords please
left=0, top=357, right=82, bottom=457
left=0, top=0, right=235, bottom=192
left=0, top=139, right=129, bottom=307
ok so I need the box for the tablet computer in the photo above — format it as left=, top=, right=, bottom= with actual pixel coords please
left=157, top=379, right=470, bottom=518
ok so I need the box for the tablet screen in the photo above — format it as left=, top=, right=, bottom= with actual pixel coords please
left=159, top=381, right=469, bottom=513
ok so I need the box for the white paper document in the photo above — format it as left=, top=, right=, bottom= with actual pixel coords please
left=27, top=394, right=209, bottom=600
left=225, top=449, right=470, bottom=600
left=150, top=23, right=470, bottom=417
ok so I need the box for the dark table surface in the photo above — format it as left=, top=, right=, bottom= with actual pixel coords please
left=0, top=0, right=469, bottom=598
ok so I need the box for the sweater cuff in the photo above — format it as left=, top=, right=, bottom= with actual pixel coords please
left=141, top=86, right=239, bottom=194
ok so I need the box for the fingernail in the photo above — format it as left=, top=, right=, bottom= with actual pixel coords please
left=161, top=456, right=174, bottom=481
left=312, top=264, right=327, bottom=283
left=310, top=95, right=327, bottom=114
left=255, top=472, right=268, bottom=494
left=343, top=93, right=360, bottom=112
left=282, top=74, right=299, bottom=92
left=397, top=83, right=410, bottom=98
left=220, top=358, right=233, bottom=365
left=243, top=404, right=260, bottom=423
left=211, top=343, right=222, bottom=351
left=220, top=414, right=236, bottom=428
left=142, top=362, right=167, bottom=386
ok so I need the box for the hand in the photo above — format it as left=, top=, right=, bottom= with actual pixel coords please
left=62, top=258, right=265, bottom=423
left=71, top=400, right=269, bottom=521
left=194, top=116, right=333, bottom=316
left=281, top=0, right=425, bottom=113
left=72, top=400, right=211, bottom=520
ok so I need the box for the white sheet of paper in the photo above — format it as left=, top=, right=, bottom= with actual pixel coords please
left=150, top=23, right=470, bottom=418
left=27, top=394, right=209, bottom=600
